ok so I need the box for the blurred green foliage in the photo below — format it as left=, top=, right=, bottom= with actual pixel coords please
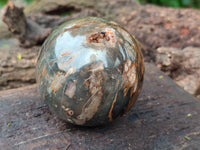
left=0, top=0, right=7, bottom=8
left=60, top=12, right=72, bottom=17
left=0, top=0, right=34, bottom=8
left=25, top=0, right=33, bottom=4
left=138, top=0, right=200, bottom=8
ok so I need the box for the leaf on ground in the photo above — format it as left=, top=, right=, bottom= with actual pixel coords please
left=7, top=122, right=11, bottom=127
left=184, top=136, right=191, bottom=140
left=17, top=53, right=22, bottom=60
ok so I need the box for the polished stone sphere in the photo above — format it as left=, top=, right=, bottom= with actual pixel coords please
left=36, top=17, right=144, bottom=126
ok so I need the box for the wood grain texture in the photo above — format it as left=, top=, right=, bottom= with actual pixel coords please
left=0, top=63, right=200, bottom=150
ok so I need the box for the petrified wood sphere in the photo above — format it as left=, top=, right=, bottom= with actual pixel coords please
left=36, top=17, right=144, bottom=126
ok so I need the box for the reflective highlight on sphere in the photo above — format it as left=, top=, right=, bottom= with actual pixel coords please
left=36, top=17, right=144, bottom=126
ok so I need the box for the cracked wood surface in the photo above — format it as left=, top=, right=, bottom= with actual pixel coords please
left=0, top=63, right=200, bottom=150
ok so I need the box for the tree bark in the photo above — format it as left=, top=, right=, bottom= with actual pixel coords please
left=24, top=0, right=141, bottom=20
left=1, top=0, right=200, bottom=100
left=2, top=1, right=103, bottom=47
left=1, top=1, right=52, bottom=47
left=0, top=46, right=39, bottom=90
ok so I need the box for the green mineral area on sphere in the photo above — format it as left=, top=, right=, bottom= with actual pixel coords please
left=36, top=17, right=144, bottom=126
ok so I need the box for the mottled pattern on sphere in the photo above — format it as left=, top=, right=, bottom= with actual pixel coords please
left=36, top=17, right=144, bottom=126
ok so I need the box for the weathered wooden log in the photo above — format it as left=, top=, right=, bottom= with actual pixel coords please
left=1, top=1, right=51, bottom=47
left=0, top=46, right=39, bottom=90
left=0, top=63, right=200, bottom=149
left=28, top=8, right=102, bottom=29
left=1, top=0, right=200, bottom=101
left=1, top=1, right=102, bottom=47
left=156, top=47, right=200, bottom=100
left=24, top=0, right=141, bottom=19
